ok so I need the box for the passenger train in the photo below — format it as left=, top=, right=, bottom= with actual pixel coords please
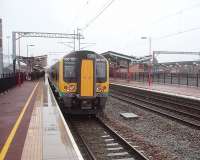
left=49, top=50, right=109, bottom=114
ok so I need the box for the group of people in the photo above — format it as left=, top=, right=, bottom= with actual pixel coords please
left=15, top=71, right=45, bottom=86
left=26, top=71, right=45, bottom=81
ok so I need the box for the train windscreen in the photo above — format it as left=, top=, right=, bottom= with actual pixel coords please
left=63, top=58, right=77, bottom=82
left=96, top=61, right=106, bottom=82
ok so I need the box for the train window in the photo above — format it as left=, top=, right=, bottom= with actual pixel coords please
left=63, top=60, right=77, bottom=82
left=96, top=61, right=106, bottom=82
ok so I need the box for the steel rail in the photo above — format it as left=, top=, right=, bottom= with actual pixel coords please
left=123, top=87, right=200, bottom=112
left=67, top=116, right=149, bottom=160
left=110, top=85, right=200, bottom=129
left=111, top=89, right=200, bottom=120
left=66, top=117, right=97, bottom=160
left=96, top=117, right=149, bottom=160
left=110, top=92, right=200, bottom=128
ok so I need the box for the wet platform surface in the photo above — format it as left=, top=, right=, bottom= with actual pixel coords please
left=0, top=81, right=38, bottom=160
left=0, top=80, right=83, bottom=160
left=111, top=78, right=200, bottom=100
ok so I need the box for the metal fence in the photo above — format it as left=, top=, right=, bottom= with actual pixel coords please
left=112, top=72, right=200, bottom=87
left=0, top=72, right=26, bottom=93
left=0, top=73, right=17, bottom=93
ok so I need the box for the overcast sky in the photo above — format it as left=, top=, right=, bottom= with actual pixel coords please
left=1, top=0, right=200, bottom=65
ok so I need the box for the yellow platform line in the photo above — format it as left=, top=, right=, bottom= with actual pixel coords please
left=0, top=82, right=39, bottom=160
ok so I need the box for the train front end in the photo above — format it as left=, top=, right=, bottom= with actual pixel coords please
left=60, top=50, right=109, bottom=115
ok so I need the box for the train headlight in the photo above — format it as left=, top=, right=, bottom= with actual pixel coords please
left=96, top=85, right=106, bottom=92
left=96, top=85, right=101, bottom=92
left=64, top=85, right=76, bottom=92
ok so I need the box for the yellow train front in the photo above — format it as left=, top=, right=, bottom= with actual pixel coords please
left=49, top=50, right=109, bottom=114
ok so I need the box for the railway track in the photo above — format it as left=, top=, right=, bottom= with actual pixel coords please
left=110, top=84, right=200, bottom=129
left=66, top=116, right=148, bottom=160
left=51, top=82, right=148, bottom=160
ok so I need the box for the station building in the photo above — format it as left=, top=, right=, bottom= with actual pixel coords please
left=102, top=51, right=200, bottom=75
left=101, top=51, right=151, bottom=76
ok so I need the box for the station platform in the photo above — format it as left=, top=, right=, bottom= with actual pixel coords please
left=0, top=79, right=83, bottom=160
left=110, top=78, right=200, bottom=100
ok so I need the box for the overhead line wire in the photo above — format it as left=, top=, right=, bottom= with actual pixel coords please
left=82, top=0, right=116, bottom=30
left=152, top=2, right=200, bottom=25
left=154, top=26, right=200, bottom=40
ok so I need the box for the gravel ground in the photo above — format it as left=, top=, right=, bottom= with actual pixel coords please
left=100, top=96, right=200, bottom=160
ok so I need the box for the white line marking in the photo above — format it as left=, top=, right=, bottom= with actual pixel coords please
left=107, top=152, right=128, bottom=156
left=101, top=135, right=110, bottom=138
left=105, top=138, right=114, bottom=142
left=107, top=147, right=123, bottom=151
left=113, top=158, right=136, bottom=160
left=106, top=143, right=119, bottom=146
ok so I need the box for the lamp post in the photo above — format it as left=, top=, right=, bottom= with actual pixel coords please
left=6, top=36, right=11, bottom=65
left=141, top=36, right=152, bottom=86
left=26, top=44, right=35, bottom=73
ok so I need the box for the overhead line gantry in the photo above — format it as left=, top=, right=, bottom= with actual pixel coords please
left=12, top=31, right=84, bottom=72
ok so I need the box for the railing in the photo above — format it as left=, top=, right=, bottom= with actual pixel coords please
left=0, top=73, right=17, bottom=93
left=0, top=71, right=45, bottom=93
left=111, top=72, right=200, bottom=87
left=0, top=72, right=26, bottom=93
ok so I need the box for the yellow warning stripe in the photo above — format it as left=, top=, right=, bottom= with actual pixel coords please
left=0, top=82, right=39, bottom=160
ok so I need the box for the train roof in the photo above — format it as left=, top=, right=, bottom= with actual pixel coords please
left=50, top=50, right=107, bottom=68
left=63, top=50, right=106, bottom=60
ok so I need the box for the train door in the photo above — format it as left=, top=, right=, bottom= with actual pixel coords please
left=80, top=59, right=94, bottom=97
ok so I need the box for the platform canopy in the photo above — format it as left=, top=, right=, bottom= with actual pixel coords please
left=16, top=55, right=47, bottom=72
left=101, top=51, right=152, bottom=65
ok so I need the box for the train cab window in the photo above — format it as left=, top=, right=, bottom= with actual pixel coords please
left=64, top=59, right=77, bottom=82
left=96, top=61, right=106, bottom=82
